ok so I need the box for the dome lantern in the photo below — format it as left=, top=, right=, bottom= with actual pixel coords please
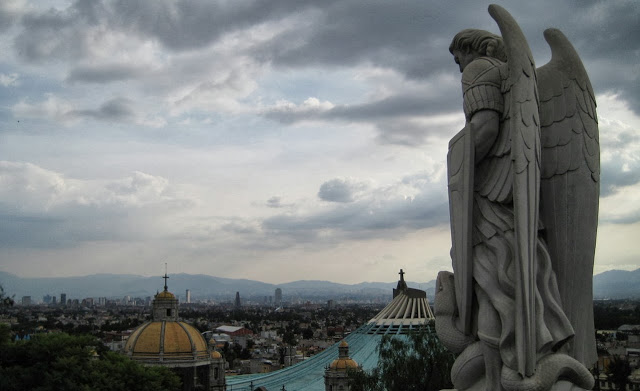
left=152, top=270, right=179, bottom=321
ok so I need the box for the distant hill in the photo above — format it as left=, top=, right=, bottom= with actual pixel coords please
left=1, top=268, right=637, bottom=303
left=0, top=271, right=434, bottom=303
left=593, top=268, right=640, bottom=299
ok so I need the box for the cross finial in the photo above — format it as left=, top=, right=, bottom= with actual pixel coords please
left=162, top=263, right=169, bottom=292
left=399, top=269, right=405, bottom=281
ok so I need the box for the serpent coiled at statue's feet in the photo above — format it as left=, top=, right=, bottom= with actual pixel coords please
left=434, top=271, right=484, bottom=390
left=434, top=271, right=594, bottom=391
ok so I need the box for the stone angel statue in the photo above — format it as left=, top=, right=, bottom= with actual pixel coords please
left=434, top=5, right=599, bottom=391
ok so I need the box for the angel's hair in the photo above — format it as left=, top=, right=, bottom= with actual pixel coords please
left=449, top=29, right=507, bottom=62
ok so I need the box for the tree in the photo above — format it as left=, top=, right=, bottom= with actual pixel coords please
left=0, top=332, right=181, bottom=391
left=0, top=323, right=11, bottom=348
left=606, top=356, right=631, bottom=391
left=349, top=326, right=455, bottom=391
left=302, top=327, right=314, bottom=340
left=348, top=367, right=383, bottom=391
left=0, top=284, right=14, bottom=308
left=283, top=330, right=297, bottom=346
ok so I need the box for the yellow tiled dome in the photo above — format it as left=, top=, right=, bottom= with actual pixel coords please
left=329, top=358, right=359, bottom=370
left=155, top=290, right=176, bottom=299
left=125, top=321, right=209, bottom=362
left=329, top=339, right=358, bottom=371
left=210, top=350, right=222, bottom=359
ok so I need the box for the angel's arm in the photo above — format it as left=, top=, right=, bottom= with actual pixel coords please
left=469, top=109, right=499, bottom=163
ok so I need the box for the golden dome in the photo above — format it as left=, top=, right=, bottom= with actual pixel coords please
left=210, top=351, right=222, bottom=359
left=125, top=321, right=209, bottom=362
left=156, top=290, right=176, bottom=299
left=329, top=339, right=357, bottom=371
left=329, top=358, right=359, bottom=371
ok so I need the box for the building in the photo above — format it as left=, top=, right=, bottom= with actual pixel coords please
left=235, top=292, right=241, bottom=308
left=124, top=274, right=225, bottom=391
left=21, top=296, right=31, bottom=306
left=324, top=340, right=359, bottom=391
left=275, top=288, right=282, bottom=306
left=215, top=325, right=254, bottom=337
left=186, top=289, right=191, bottom=304
left=60, top=293, right=66, bottom=306
left=226, top=270, right=435, bottom=390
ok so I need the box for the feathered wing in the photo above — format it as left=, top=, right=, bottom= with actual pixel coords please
left=489, top=4, right=540, bottom=377
left=537, top=28, right=599, bottom=367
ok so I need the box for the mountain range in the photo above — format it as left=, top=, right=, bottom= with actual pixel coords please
left=0, top=271, right=436, bottom=302
left=1, top=268, right=639, bottom=303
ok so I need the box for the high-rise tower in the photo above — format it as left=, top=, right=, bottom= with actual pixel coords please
left=275, top=288, right=282, bottom=306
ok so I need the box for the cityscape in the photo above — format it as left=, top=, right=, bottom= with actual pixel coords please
left=2, top=268, right=640, bottom=390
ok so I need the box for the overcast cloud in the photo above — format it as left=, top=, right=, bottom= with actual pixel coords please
left=0, top=0, right=638, bottom=285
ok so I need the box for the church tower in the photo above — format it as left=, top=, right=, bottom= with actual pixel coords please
left=152, top=271, right=179, bottom=321
left=324, top=340, right=359, bottom=391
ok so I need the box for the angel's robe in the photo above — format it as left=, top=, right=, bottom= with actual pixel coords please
left=455, top=56, right=575, bottom=370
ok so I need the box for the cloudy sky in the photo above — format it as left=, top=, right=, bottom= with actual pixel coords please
left=0, top=0, right=638, bottom=285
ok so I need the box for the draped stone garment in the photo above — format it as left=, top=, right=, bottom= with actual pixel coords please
left=460, top=57, right=574, bottom=371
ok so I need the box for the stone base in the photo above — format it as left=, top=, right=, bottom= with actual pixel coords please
left=551, top=380, right=591, bottom=391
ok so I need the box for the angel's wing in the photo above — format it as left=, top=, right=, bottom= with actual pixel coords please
left=537, top=28, right=599, bottom=368
left=489, top=4, right=540, bottom=377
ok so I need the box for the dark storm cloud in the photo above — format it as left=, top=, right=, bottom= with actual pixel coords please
left=601, top=210, right=640, bottom=225
left=265, top=91, right=459, bottom=123
left=0, top=2, right=20, bottom=33
left=262, top=88, right=462, bottom=146
left=0, top=212, right=68, bottom=249
left=531, top=1, right=640, bottom=116
left=263, top=191, right=449, bottom=242
left=67, top=64, right=144, bottom=84
left=265, top=196, right=297, bottom=209
left=257, top=1, right=475, bottom=78
left=12, top=0, right=330, bottom=61
left=10, top=1, right=638, bottom=114
left=600, top=159, right=640, bottom=198
left=69, top=98, right=135, bottom=122
left=258, top=0, right=640, bottom=112
left=332, top=93, right=459, bottom=121
left=14, top=6, right=89, bottom=62
left=221, top=220, right=259, bottom=235
left=318, top=179, right=357, bottom=203
left=264, top=173, right=449, bottom=242
left=266, top=196, right=283, bottom=208
left=373, top=118, right=456, bottom=147
left=107, top=0, right=337, bottom=51
left=0, top=206, right=126, bottom=249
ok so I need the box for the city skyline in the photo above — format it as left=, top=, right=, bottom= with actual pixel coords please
left=1, top=1, right=639, bottom=284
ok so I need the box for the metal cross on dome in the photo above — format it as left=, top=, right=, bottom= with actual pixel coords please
left=162, top=263, right=169, bottom=291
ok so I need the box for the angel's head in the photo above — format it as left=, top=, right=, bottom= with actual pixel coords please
left=449, top=29, right=506, bottom=72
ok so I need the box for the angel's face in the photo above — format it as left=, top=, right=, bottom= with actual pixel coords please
left=452, top=49, right=479, bottom=73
